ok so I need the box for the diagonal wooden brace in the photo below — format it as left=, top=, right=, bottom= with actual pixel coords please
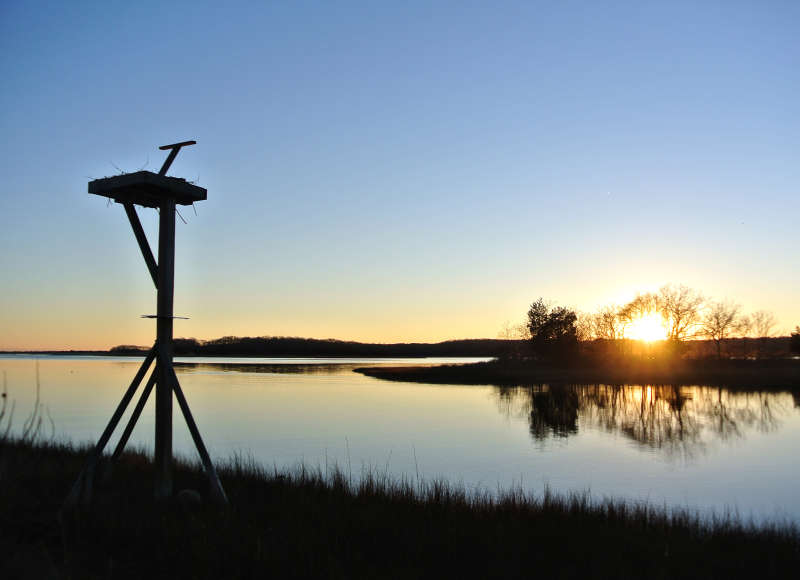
left=110, top=370, right=157, bottom=463
left=63, top=348, right=156, bottom=508
left=156, top=347, right=228, bottom=505
left=124, top=203, right=158, bottom=289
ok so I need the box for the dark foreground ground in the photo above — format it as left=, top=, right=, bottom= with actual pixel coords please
left=2, top=440, right=799, bottom=579
left=356, top=358, right=800, bottom=389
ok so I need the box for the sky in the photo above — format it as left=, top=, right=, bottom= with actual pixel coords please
left=1, top=1, right=798, bottom=349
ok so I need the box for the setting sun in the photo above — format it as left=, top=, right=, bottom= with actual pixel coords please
left=626, top=313, right=668, bottom=342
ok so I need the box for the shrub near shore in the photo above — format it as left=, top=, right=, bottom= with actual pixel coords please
left=2, top=439, right=799, bottom=578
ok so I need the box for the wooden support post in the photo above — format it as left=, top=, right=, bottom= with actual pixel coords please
left=64, top=349, right=155, bottom=508
left=154, top=198, right=176, bottom=500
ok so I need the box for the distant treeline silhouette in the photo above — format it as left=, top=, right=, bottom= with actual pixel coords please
left=106, top=335, right=794, bottom=359
left=109, top=336, right=520, bottom=357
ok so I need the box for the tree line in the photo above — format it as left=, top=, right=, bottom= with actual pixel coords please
left=502, top=284, right=792, bottom=361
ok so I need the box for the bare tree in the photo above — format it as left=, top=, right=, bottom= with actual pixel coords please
left=702, top=301, right=740, bottom=359
left=656, top=284, right=704, bottom=341
left=735, top=314, right=753, bottom=358
left=592, top=305, right=624, bottom=340
left=751, top=310, right=776, bottom=358
left=618, top=293, right=657, bottom=339
left=751, top=310, right=776, bottom=337
left=575, top=311, right=594, bottom=342
left=498, top=320, right=530, bottom=341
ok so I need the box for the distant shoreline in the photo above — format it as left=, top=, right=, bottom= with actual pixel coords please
left=0, top=350, right=494, bottom=359
left=355, top=358, right=800, bottom=390
left=0, top=350, right=115, bottom=356
left=2, top=335, right=792, bottom=360
left=0, top=337, right=519, bottom=358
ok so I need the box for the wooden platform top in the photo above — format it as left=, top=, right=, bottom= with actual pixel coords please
left=88, top=171, right=207, bottom=207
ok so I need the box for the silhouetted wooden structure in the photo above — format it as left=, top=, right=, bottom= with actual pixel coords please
left=65, top=141, right=227, bottom=507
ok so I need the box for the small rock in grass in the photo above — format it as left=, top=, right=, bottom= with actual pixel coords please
left=177, top=488, right=203, bottom=511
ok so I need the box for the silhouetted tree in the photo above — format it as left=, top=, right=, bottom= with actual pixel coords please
left=751, top=310, right=777, bottom=358
left=751, top=310, right=777, bottom=337
left=575, top=285, right=788, bottom=362
left=656, top=284, right=704, bottom=341
left=791, top=326, right=800, bottom=356
left=619, top=293, right=658, bottom=338
left=736, top=314, right=753, bottom=358
left=592, top=305, right=624, bottom=340
left=526, top=298, right=579, bottom=361
left=702, top=301, right=740, bottom=359
left=575, top=311, right=594, bottom=342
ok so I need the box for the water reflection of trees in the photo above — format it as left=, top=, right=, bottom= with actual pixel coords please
left=494, top=384, right=793, bottom=459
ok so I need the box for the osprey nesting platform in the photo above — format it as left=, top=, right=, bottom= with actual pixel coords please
left=65, top=140, right=227, bottom=509
left=88, top=171, right=207, bottom=208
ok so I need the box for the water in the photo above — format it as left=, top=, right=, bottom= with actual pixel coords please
left=2, top=354, right=800, bottom=522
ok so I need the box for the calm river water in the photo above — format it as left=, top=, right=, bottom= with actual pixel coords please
left=3, top=355, right=800, bottom=522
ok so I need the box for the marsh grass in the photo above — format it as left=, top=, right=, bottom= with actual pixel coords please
left=1, top=438, right=798, bottom=579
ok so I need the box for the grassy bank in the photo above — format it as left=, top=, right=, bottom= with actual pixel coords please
left=355, top=358, right=800, bottom=389
left=1, top=440, right=799, bottom=578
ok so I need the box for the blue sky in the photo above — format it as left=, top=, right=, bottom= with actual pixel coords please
left=1, top=1, right=798, bottom=348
